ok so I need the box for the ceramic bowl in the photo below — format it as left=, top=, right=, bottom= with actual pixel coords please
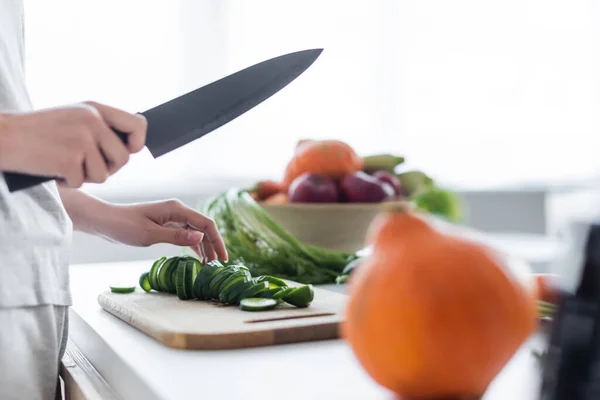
left=260, top=202, right=391, bottom=253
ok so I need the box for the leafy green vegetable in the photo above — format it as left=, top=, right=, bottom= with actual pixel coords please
left=203, top=188, right=358, bottom=284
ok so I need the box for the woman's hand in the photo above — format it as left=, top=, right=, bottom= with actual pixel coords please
left=0, top=102, right=146, bottom=187
left=102, top=199, right=228, bottom=262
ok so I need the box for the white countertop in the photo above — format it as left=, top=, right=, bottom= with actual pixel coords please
left=69, top=257, right=550, bottom=400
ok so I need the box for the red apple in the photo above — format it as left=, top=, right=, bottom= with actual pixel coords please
left=288, top=173, right=339, bottom=203
left=339, top=171, right=395, bottom=203
left=373, top=170, right=403, bottom=196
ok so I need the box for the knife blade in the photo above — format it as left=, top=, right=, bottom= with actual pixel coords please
left=4, top=48, right=323, bottom=192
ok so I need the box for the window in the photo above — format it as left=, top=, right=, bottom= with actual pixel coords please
left=23, top=0, right=600, bottom=198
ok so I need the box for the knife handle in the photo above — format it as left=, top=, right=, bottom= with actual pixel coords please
left=3, top=129, right=129, bottom=193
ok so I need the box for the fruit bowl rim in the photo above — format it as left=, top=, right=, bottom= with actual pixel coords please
left=259, top=199, right=410, bottom=211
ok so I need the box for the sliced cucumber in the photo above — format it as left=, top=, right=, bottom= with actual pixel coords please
left=148, top=256, right=166, bottom=291
left=141, top=256, right=315, bottom=311
left=223, top=277, right=252, bottom=305
left=217, top=269, right=247, bottom=294
left=272, top=287, right=295, bottom=300
left=183, top=259, right=195, bottom=300
left=193, top=263, right=219, bottom=300
left=139, top=272, right=152, bottom=292
left=219, top=276, right=248, bottom=304
left=201, top=264, right=222, bottom=300
left=158, top=257, right=178, bottom=292
left=208, top=266, right=231, bottom=300
left=238, top=281, right=269, bottom=302
left=110, top=285, right=136, bottom=294
left=192, top=271, right=204, bottom=300
left=256, top=275, right=287, bottom=288
left=282, top=285, right=314, bottom=308
left=166, top=257, right=183, bottom=293
left=175, top=259, right=189, bottom=300
left=239, top=298, right=277, bottom=312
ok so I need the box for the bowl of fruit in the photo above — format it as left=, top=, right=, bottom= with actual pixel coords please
left=248, top=139, right=463, bottom=253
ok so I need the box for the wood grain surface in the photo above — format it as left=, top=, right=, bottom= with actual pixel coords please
left=98, top=284, right=346, bottom=350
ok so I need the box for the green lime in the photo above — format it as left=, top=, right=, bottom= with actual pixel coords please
left=139, top=272, right=152, bottom=292
left=282, top=285, right=314, bottom=308
left=239, top=298, right=277, bottom=312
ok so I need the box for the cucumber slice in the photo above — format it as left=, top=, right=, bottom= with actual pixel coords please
left=208, top=266, right=230, bottom=300
left=282, top=285, right=314, bottom=308
left=148, top=257, right=166, bottom=291
left=163, top=257, right=182, bottom=293
left=183, top=259, right=195, bottom=300
left=169, top=264, right=179, bottom=294
left=222, top=277, right=252, bottom=305
left=110, top=285, right=136, bottom=294
left=194, top=263, right=219, bottom=300
left=238, top=281, right=269, bottom=303
left=158, top=257, right=178, bottom=292
left=219, top=275, right=247, bottom=304
left=217, top=270, right=247, bottom=295
left=256, top=287, right=286, bottom=299
left=201, top=264, right=223, bottom=300
left=139, top=272, right=152, bottom=292
left=175, top=259, right=189, bottom=300
left=256, top=275, right=287, bottom=288
left=272, top=287, right=295, bottom=300
left=239, top=298, right=277, bottom=312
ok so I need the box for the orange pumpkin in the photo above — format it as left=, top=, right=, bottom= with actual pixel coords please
left=343, top=203, right=537, bottom=399
left=283, top=140, right=363, bottom=188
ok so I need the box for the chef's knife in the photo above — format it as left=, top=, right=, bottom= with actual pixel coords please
left=4, top=48, right=323, bottom=192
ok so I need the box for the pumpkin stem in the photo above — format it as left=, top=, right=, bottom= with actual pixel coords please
left=380, top=200, right=414, bottom=214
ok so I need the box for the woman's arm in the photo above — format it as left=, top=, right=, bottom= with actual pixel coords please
left=57, top=187, right=228, bottom=262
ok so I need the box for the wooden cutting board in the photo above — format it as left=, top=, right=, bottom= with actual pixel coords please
left=98, top=285, right=347, bottom=350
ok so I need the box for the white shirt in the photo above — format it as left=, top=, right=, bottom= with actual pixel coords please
left=0, top=0, right=73, bottom=307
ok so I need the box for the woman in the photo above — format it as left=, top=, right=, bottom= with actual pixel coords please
left=0, top=1, right=227, bottom=399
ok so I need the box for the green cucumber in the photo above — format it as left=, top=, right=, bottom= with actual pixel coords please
left=158, top=257, right=178, bottom=292
left=194, top=263, right=219, bottom=300
left=175, top=259, right=189, bottom=300
left=219, top=276, right=249, bottom=304
left=282, top=285, right=314, bottom=308
left=238, top=281, right=269, bottom=302
left=110, top=285, right=136, bottom=294
left=257, top=287, right=285, bottom=299
left=239, top=298, right=277, bottom=311
left=164, top=257, right=182, bottom=293
left=139, top=272, right=151, bottom=292
left=201, top=264, right=224, bottom=300
left=208, top=266, right=231, bottom=300
left=217, top=270, right=247, bottom=294
left=143, top=257, right=315, bottom=310
left=272, top=287, right=295, bottom=300
left=256, top=275, right=287, bottom=288
left=224, top=278, right=254, bottom=305
left=183, top=259, right=196, bottom=299
left=148, top=256, right=166, bottom=291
